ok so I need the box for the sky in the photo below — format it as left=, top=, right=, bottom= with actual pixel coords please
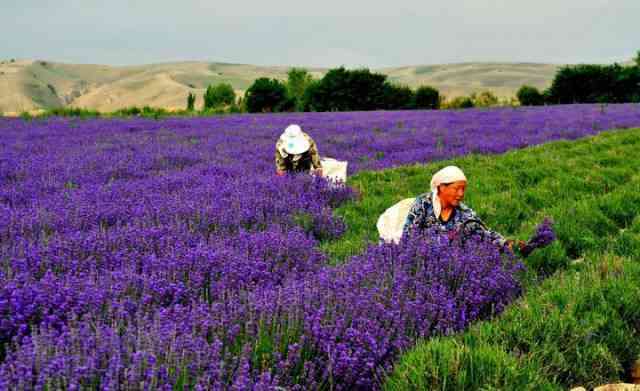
left=1, top=0, right=638, bottom=68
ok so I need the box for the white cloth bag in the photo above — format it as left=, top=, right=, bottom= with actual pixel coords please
left=376, top=197, right=416, bottom=244
left=320, top=157, right=348, bottom=183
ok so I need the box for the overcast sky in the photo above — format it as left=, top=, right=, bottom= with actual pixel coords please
left=1, top=0, right=638, bottom=68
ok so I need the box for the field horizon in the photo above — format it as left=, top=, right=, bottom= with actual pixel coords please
left=0, top=58, right=569, bottom=114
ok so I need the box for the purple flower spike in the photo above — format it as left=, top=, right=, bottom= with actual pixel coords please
left=522, top=217, right=556, bottom=256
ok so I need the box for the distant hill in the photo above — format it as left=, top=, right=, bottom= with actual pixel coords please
left=0, top=58, right=576, bottom=113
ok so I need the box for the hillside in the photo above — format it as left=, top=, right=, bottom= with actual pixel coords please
left=0, top=59, right=564, bottom=113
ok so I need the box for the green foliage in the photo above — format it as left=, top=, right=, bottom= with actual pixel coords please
left=299, top=79, right=320, bottom=111
left=325, top=127, right=640, bottom=267
left=21, top=104, right=246, bottom=119
left=39, top=107, right=102, bottom=118
left=517, top=85, right=545, bottom=106
left=186, top=92, right=196, bottom=111
left=385, top=255, right=640, bottom=390
left=414, top=86, right=440, bottom=109
left=382, top=83, right=415, bottom=110
left=319, top=127, right=640, bottom=389
left=446, top=96, right=475, bottom=109
left=244, top=78, right=292, bottom=113
left=203, top=83, right=236, bottom=109
left=546, top=64, right=640, bottom=104
left=384, top=337, right=557, bottom=391
left=470, top=91, right=499, bottom=108
left=305, top=67, right=389, bottom=111
left=286, top=68, right=314, bottom=111
left=635, top=50, right=640, bottom=67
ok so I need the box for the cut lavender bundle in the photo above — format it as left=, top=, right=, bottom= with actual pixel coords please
left=521, top=218, right=557, bottom=257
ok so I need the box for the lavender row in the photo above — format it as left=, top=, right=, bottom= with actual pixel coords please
left=0, top=104, right=637, bottom=388
left=1, top=232, right=523, bottom=390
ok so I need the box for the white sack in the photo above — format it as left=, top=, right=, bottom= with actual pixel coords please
left=376, top=197, right=416, bottom=244
left=320, top=157, right=348, bottom=183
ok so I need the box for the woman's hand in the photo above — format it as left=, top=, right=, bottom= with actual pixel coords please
left=507, top=239, right=529, bottom=256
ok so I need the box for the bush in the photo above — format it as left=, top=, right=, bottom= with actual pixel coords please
left=305, top=67, right=388, bottom=111
left=414, top=86, right=440, bottom=109
left=286, top=68, right=314, bottom=111
left=383, top=83, right=415, bottom=110
left=447, top=96, right=475, bottom=109
left=517, top=85, right=545, bottom=106
left=244, top=78, right=291, bottom=113
left=471, top=91, right=499, bottom=108
left=300, top=79, right=320, bottom=111
left=41, top=107, right=101, bottom=118
left=186, top=92, right=196, bottom=111
left=203, top=83, right=235, bottom=109
left=546, top=63, right=640, bottom=104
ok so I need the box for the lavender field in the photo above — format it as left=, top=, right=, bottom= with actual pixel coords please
left=1, top=104, right=640, bottom=389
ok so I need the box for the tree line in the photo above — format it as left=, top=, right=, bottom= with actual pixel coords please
left=517, top=51, right=640, bottom=106
left=192, top=50, right=639, bottom=113
left=191, top=67, right=512, bottom=113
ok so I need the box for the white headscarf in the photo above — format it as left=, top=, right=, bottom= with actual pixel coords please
left=430, top=166, right=467, bottom=219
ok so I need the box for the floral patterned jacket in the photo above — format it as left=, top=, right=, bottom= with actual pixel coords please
left=402, top=192, right=507, bottom=247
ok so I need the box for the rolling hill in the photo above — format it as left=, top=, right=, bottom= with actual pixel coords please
left=0, top=58, right=565, bottom=113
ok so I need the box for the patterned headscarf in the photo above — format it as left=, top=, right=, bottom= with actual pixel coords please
left=430, top=166, right=467, bottom=219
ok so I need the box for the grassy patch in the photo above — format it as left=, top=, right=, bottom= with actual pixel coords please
left=323, top=128, right=640, bottom=271
left=322, top=127, right=640, bottom=389
left=384, top=254, right=640, bottom=390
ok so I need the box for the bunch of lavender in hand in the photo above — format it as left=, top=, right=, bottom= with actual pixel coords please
left=521, top=218, right=556, bottom=257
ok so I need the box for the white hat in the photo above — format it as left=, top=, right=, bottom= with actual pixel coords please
left=280, top=124, right=311, bottom=155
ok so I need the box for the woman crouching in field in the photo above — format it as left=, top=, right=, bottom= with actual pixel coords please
left=402, top=165, right=525, bottom=253
left=275, top=124, right=323, bottom=176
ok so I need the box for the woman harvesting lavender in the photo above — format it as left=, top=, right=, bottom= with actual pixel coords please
left=275, top=124, right=323, bottom=176
left=402, top=166, right=526, bottom=253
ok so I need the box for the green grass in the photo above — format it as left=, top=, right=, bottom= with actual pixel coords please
left=323, top=127, right=640, bottom=271
left=384, top=254, right=640, bottom=390
left=19, top=105, right=244, bottom=119
left=319, top=127, right=640, bottom=389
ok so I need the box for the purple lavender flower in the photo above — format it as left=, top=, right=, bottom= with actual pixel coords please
left=0, top=104, right=637, bottom=389
left=521, top=217, right=557, bottom=256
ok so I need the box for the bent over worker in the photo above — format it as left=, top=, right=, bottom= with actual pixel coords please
left=275, top=124, right=322, bottom=176
left=402, top=165, right=524, bottom=252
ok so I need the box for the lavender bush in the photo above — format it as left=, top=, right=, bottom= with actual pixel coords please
left=0, top=104, right=638, bottom=388
left=0, top=232, right=523, bottom=390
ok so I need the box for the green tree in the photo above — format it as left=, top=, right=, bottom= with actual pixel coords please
left=634, top=50, right=640, bottom=67
left=546, top=64, right=640, bottom=104
left=382, top=84, right=415, bottom=110
left=415, top=86, right=440, bottom=109
left=300, top=80, right=320, bottom=111
left=306, top=67, right=388, bottom=111
left=203, top=83, right=235, bottom=109
left=286, top=68, right=314, bottom=111
left=186, top=92, right=196, bottom=111
left=244, top=78, right=292, bottom=113
left=517, top=85, right=544, bottom=106
left=447, top=96, right=475, bottom=109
